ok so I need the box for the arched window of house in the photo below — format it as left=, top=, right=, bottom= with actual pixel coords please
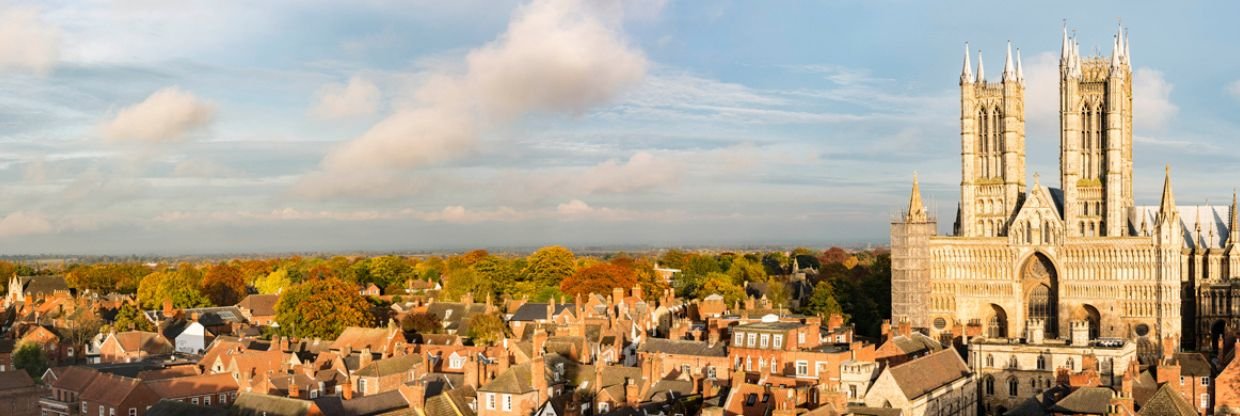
left=1008, top=377, right=1019, bottom=396
left=1037, top=355, right=1046, bottom=370
left=984, top=376, right=994, bottom=396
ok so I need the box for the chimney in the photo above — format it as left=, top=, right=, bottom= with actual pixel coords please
left=279, top=336, right=290, bottom=352
left=162, top=298, right=175, bottom=318
left=1082, top=353, right=1098, bottom=372
left=464, top=353, right=479, bottom=387
left=289, top=382, right=300, bottom=398
left=1161, top=334, right=1178, bottom=357
left=1156, top=360, right=1181, bottom=387
left=897, top=319, right=912, bottom=337
left=533, top=328, right=548, bottom=358
left=1070, top=320, right=1090, bottom=347
left=880, top=320, right=892, bottom=342
left=827, top=314, right=844, bottom=332
left=401, top=383, right=426, bottom=410
left=708, top=325, right=720, bottom=346
left=342, top=378, right=354, bottom=400
left=358, top=348, right=373, bottom=369
left=612, top=287, right=624, bottom=306
left=624, top=377, right=640, bottom=406
left=532, top=357, right=548, bottom=400
left=463, top=291, right=473, bottom=306
left=631, top=285, right=642, bottom=300
left=547, top=297, right=555, bottom=322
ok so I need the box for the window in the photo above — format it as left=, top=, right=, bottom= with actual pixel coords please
left=129, top=409, right=136, bottom=416
left=450, top=354, right=466, bottom=369
left=1203, top=376, right=1211, bottom=386
left=598, top=402, right=610, bottom=413
left=487, top=393, right=495, bottom=410
left=770, top=358, right=777, bottom=372
left=503, top=394, right=512, bottom=411
left=796, top=361, right=808, bottom=376
left=849, top=385, right=858, bottom=398
left=682, top=365, right=691, bottom=376
left=986, top=354, right=994, bottom=368
left=82, top=403, right=87, bottom=414
left=984, top=376, right=994, bottom=396
left=747, top=333, right=756, bottom=347
left=746, top=356, right=752, bottom=371
left=100, top=405, right=105, bottom=416
left=192, top=398, right=199, bottom=405
left=1202, top=394, right=1210, bottom=409
left=760, top=334, right=769, bottom=348
left=798, top=332, right=805, bottom=344
left=1008, top=355, right=1018, bottom=369
left=1066, top=357, right=1074, bottom=371
left=205, top=396, right=211, bottom=406
left=773, top=335, right=783, bottom=349
left=1008, top=378, right=1018, bottom=396
left=1037, top=355, right=1046, bottom=370
left=1180, top=376, right=1185, bottom=385
left=816, top=362, right=828, bottom=377
left=745, top=394, right=757, bottom=406
left=310, top=389, right=319, bottom=399
left=359, top=379, right=367, bottom=394
left=220, top=393, right=228, bottom=404
left=706, top=367, right=717, bottom=379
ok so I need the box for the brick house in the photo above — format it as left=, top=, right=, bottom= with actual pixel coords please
left=235, top=294, right=279, bottom=326
left=1157, top=351, right=1213, bottom=415
left=144, top=373, right=240, bottom=408
left=353, top=354, right=423, bottom=397
left=98, top=331, right=173, bottom=363
left=0, top=370, right=38, bottom=416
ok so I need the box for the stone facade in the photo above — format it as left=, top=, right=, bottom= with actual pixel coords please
left=892, top=25, right=1239, bottom=358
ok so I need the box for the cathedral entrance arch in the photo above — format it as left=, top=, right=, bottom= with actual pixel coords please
left=1212, top=320, right=1227, bottom=352
left=985, top=304, right=1008, bottom=338
left=1022, top=253, right=1058, bottom=338
left=1072, top=304, right=1101, bottom=339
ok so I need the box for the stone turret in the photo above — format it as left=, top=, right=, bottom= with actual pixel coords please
left=1071, top=320, right=1090, bottom=346
left=1025, top=319, right=1045, bottom=344
left=891, top=174, right=937, bottom=329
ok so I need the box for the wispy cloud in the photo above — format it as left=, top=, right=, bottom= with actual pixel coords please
left=102, top=87, right=215, bottom=142
left=0, top=6, right=60, bottom=74
left=311, top=76, right=381, bottom=119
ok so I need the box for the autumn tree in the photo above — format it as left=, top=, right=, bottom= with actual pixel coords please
left=113, top=303, right=154, bottom=332
left=276, top=278, right=371, bottom=339
left=466, top=313, right=507, bottom=346
left=631, top=258, right=670, bottom=299
left=66, top=263, right=149, bottom=294
left=766, top=280, right=791, bottom=308
left=13, top=343, right=48, bottom=379
left=368, top=255, right=412, bottom=288
left=201, top=264, right=247, bottom=306
left=657, top=249, right=690, bottom=270
left=137, top=265, right=209, bottom=310
left=727, top=257, right=767, bottom=284
left=698, top=272, right=746, bottom=306
left=401, top=312, right=443, bottom=334
left=820, top=247, right=850, bottom=265
left=441, top=269, right=496, bottom=302
left=560, top=263, right=637, bottom=297
left=255, top=269, right=292, bottom=295
left=61, top=299, right=102, bottom=363
left=525, top=246, right=576, bottom=287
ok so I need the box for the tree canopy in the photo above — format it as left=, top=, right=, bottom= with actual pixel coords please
left=201, top=264, right=246, bottom=306
left=13, top=343, right=48, bottom=379
left=276, top=278, right=372, bottom=339
left=137, top=265, right=210, bottom=309
left=560, top=262, right=636, bottom=297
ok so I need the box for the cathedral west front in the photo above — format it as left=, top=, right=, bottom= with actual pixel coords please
left=891, top=25, right=1238, bottom=361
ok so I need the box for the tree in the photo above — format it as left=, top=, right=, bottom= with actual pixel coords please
left=61, top=299, right=102, bottom=363
left=113, top=303, right=154, bottom=332
left=137, top=266, right=210, bottom=310
left=12, top=343, right=48, bottom=379
left=201, top=264, right=247, bottom=306
left=466, top=313, right=507, bottom=346
left=631, top=258, right=670, bottom=300
left=820, top=247, right=850, bottom=265
left=276, top=278, right=371, bottom=339
left=560, top=263, right=637, bottom=297
left=369, top=256, right=412, bottom=288
left=441, top=269, right=495, bottom=302
left=525, top=246, right=576, bottom=287
left=804, top=280, right=843, bottom=319
left=698, top=272, right=745, bottom=306
left=402, top=312, right=443, bottom=334
left=727, top=257, right=768, bottom=284
left=658, top=249, right=690, bottom=270
left=766, top=280, right=791, bottom=308
left=255, top=269, right=292, bottom=295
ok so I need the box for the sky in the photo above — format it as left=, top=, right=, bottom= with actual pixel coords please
left=1, top=0, right=1239, bottom=255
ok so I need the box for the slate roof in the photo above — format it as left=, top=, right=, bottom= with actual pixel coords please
left=146, top=399, right=229, bottom=416
left=1049, top=386, right=1112, bottom=414
left=426, top=302, right=489, bottom=333
left=0, top=370, right=34, bottom=390
left=236, top=294, right=279, bottom=317
left=1139, top=383, right=1198, bottom=416
left=355, top=354, right=423, bottom=378
left=479, top=354, right=572, bottom=394
left=19, top=275, right=70, bottom=297
left=638, top=338, right=726, bottom=357
left=890, top=333, right=944, bottom=355
left=887, top=349, right=970, bottom=400
left=231, top=392, right=316, bottom=416
left=315, top=389, right=413, bottom=416
left=509, top=303, right=576, bottom=322
left=1169, top=352, right=1212, bottom=376
left=644, top=379, right=695, bottom=401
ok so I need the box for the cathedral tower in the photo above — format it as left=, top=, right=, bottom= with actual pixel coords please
left=1059, top=25, right=1134, bottom=237
left=891, top=174, right=936, bottom=328
left=960, top=42, right=1026, bottom=237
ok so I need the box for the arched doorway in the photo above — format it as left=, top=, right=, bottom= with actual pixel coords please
left=986, top=304, right=1008, bottom=338
left=1072, top=304, right=1102, bottom=339
left=1212, top=320, right=1226, bottom=352
left=1022, top=253, right=1058, bottom=338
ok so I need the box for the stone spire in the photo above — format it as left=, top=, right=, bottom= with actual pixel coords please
left=1061, top=24, right=1070, bottom=62
left=976, top=50, right=985, bottom=83
left=1016, top=48, right=1024, bottom=82
left=1195, top=206, right=1203, bottom=249
left=1124, top=28, right=1131, bottom=65
left=1231, top=190, right=1239, bottom=245
left=961, top=43, right=972, bottom=83
left=1158, top=165, right=1177, bottom=222
left=906, top=172, right=928, bottom=223
left=1003, top=41, right=1016, bottom=81
left=1111, top=35, right=1122, bottom=69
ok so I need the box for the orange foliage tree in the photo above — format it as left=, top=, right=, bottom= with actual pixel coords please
left=201, top=264, right=247, bottom=306
left=560, top=263, right=637, bottom=297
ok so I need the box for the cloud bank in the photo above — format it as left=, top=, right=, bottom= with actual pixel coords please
left=298, top=0, right=648, bottom=198
left=103, top=87, right=215, bottom=142
left=0, top=6, right=60, bottom=74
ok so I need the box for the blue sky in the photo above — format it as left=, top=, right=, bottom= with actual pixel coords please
left=1, top=0, right=1239, bottom=254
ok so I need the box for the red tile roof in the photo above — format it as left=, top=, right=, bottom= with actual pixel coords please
left=145, top=373, right=240, bottom=399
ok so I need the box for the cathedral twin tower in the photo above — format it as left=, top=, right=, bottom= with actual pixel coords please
left=892, top=24, right=1236, bottom=358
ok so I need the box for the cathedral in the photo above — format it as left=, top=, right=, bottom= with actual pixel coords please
left=891, top=25, right=1237, bottom=359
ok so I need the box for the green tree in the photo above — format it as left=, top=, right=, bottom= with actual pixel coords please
left=698, top=272, right=746, bottom=306
left=255, top=269, right=292, bottom=295
left=369, top=255, right=412, bottom=287
left=12, top=343, right=48, bottom=379
left=466, top=313, right=507, bottom=346
left=201, top=264, right=247, bottom=306
left=113, top=303, right=155, bottom=332
left=524, top=246, right=576, bottom=287
left=766, top=280, right=791, bottom=308
left=805, top=280, right=843, bottom=319
left=137, top=266, right=209, bottom=310
left=727, top=257, right=768, bottom=284
left=276, top=278, right=372, bottom=339
left=441, top=269, right=495, bottom=302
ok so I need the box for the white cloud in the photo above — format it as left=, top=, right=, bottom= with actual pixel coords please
left=299, top=0, right=648, bottom=198
left=102, top=87, right=215, bottom=142
left=574, top=151, right=678, bottom=194
left=0, top=6, right=60, bottom=74
left=311, top=76, right=381, bottom=119
left=1227, top=80, right=1240, bottom=100
left=1020, top=51, right=1060, bottom=135
left=0, top=211, right=53, bottom=237
left=556, top=199, right=593, bottom=215
left=1133, top=68, right=1177, bottom=131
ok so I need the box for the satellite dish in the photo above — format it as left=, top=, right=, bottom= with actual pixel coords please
left=761, top=314, right=778, bottom=323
